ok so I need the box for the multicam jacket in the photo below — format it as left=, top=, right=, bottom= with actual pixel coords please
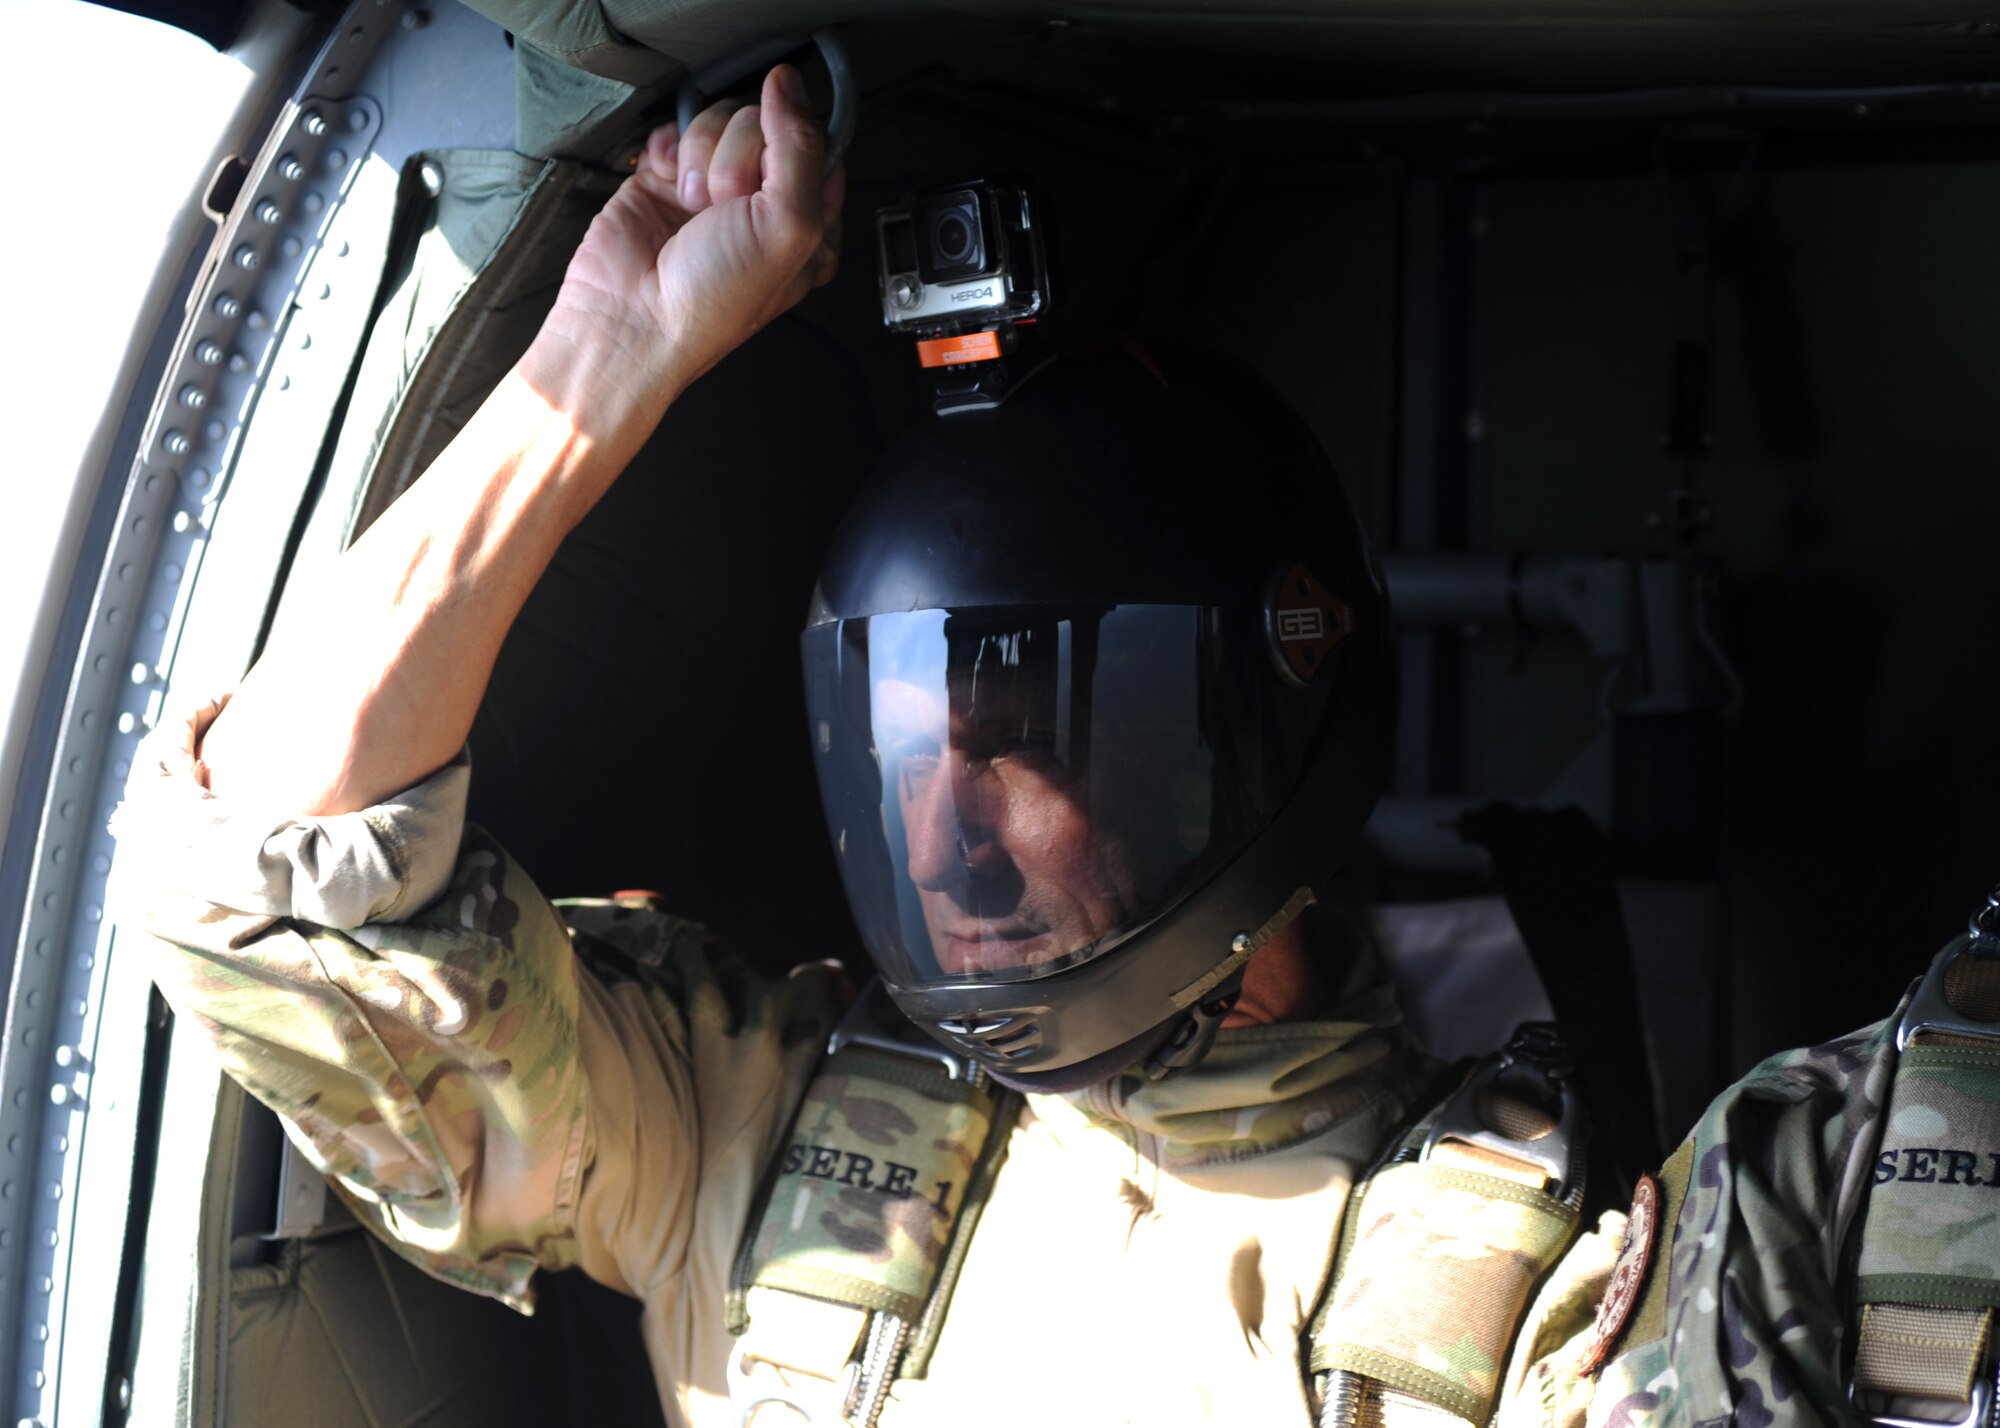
left=1590, top=1015, right=1910, bottom=1427
left=110, top=702, right=1915, bottom=1427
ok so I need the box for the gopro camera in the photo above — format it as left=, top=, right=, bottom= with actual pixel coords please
left=876, top=180, right=1049, bottom=336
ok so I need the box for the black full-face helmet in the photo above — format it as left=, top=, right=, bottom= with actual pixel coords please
left=801, top=344, right=1394, bottom=1091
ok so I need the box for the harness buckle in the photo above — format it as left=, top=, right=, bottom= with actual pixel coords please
left=1850, top=1373, right=1994, bottom=1428
left=828, top=977, right=979, bottom=1082
left=1421, top=1022, right=1581, bottom=1200
left=726, top=1347, right=858, bottom=1428
left=1897, top=937, right=2000, bottom=1052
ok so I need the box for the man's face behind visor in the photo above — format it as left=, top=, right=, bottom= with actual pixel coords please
left=807, top=602, right=1307, bottom=997
left=873, top=621, right=1137, bottom=975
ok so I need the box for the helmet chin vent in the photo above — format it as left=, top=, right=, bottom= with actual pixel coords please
left=988, top=1023, right=1041, bottom=1057
left=936, top=1015, right=1044, bottom=1058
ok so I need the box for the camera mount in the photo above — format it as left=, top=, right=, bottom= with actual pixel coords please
left=876, top=179, right=1050, bottom=414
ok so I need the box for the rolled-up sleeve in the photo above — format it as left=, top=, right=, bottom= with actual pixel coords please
left=110, top=695, right=471, bottom=928
left=109, top=699, right=591, bottom=1310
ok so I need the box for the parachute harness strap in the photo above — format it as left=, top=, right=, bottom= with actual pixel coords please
left=1311, top=1025, right=1587, bottom=1428
left=727, top=984, right=1019, bottom=1426
left=1851, top=888, right=2000, bottom=1428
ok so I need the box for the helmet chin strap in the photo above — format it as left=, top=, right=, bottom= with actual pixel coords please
left=1142, top=969, right=1246, bottom=1081
left=1134, top=889, right=1314, bottom=1082
left=978, top=968, right=1247, bottom=1095
left=971, top=894, right=1313, bottom=1093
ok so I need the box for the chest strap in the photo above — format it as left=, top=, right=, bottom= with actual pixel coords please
left=726, top=984, right=1019, bottom=1427
left=1851, top=907, right=2000, bottom=1428
left=1310, top=1024, right=1587, bottom=1428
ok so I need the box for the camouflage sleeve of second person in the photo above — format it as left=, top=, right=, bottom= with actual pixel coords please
left=108, top=697, right=600, bottom=1309
left=1583, top=1013, right=1902, bottom=1426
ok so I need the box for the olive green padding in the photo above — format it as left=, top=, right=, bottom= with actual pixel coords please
left=463, top=0, right=839, bottom=83
left=1856, top=1043, right=2000, bottom=1312
left=739, top=1051, right=1004, bottom=1323
left=341, top=151, right=622, bottom=547
left=465, top=0, right=676, bottom=82
left=457, top=0, right=845, bottom=161
left=514, top=42, right=656, bottom=159
left=1312, top=1161, right=1580, bottom=1423
left=227, top=1215, right=659, bottom=1426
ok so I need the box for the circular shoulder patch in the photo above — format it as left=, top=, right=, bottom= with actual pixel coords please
left=1580, top=1172, right=1661, bottom=1376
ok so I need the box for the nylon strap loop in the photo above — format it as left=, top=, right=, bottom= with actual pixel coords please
left=1856, top=1041, right=2000, bottom=1316
left=736, top=1048, right=1003, bottom=1322
left=1311, top=1161, right=1580, bottom=1424
left=1851, top=942, right=2000, bottom=1416
left=728, top=1042, right=1018, bottom=1426
left=1425, top=1138, right=1551, bottom=1190
left=1854, top=1303, right=1992, bottom=1403
left=736, top=1287, right=869, bottom=1381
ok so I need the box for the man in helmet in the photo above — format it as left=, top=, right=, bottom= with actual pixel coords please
left=113, top=63, right=1809, bottom=1428
left=798, top=343, right=1398, bottom=1095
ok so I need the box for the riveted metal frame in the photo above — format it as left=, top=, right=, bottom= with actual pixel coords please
left=0, top=3, right=421, bottom=1419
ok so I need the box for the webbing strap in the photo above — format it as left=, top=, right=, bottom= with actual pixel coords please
left=1312, top=1160, right=1580, bottom=1424
left=1851, top=938, right=2000, bottom=1422
left=736, top=1289, right=870, bottom=1379
left=727, top=1026, right=1018, bottom=1425
left=1425, top=1138, right=1551, bottom=1190
left=1947, top=953, right=2000, bottom=1023
left=1455, top=804, right=1663, bottom=1184
left=1854, top=1304, right=1993, bottom=1403
left=728, top=1290, right=903, bottom=1428
left=734, top=1048, right=1004, bottom=1323
left=1314, top=1030, right=1586, bottom=1428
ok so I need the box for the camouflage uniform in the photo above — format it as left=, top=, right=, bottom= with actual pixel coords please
left=123, top=700, right=1861, bottom=1428
left=1584, top=1015, right=1914, bottom=1427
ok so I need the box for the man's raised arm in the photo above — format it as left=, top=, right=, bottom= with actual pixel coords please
left=199, top=66, right=842, bottom=816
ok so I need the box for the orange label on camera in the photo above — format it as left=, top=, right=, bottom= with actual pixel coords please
left=917, top=331, right=1003, bottom=368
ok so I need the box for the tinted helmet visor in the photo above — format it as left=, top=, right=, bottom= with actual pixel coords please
left=804, top=603, right=1327, bottom=996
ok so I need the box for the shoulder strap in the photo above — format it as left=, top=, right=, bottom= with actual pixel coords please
left=1310, top=1023, right=1589, bottom=1428
left=1456, top=804, right=1664, bottom=1193
left=1849, top=911, right=2000, bottom=1426
left=726, top=982, right=1019, bottom=1428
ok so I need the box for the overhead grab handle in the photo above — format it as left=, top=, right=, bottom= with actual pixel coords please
left=678, top=28, right=857, bottom=178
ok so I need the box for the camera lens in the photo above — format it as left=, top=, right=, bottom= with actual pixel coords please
left=934, top=214, right=973, bottom=265
left=913, top=191, right=988, bottom=284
